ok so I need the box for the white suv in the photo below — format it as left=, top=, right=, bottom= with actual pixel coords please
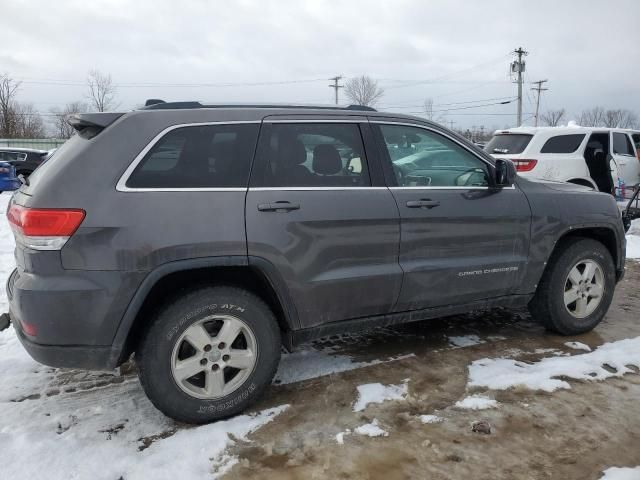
left=485, top=126, right=640, bottom=195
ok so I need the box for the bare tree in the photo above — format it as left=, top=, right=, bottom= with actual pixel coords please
left=13, top=103, right=45, bottom=138
left=579, top=106, right=606, bottom=127
left=50, top=101, right=89, bottom=138
left=423, top=97, right=447, bottom=124
left=540, top=108, right=566, bottom=127
left=344, top=75, right=384, bottom=107
left=0, top=73, right=22, bottom=137
left=603, top=109, right=638, bottom=128
left=86, top=69, right=118, bottom=112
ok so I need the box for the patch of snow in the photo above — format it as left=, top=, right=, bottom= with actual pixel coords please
left=454, top=394, right=499, bottom=410
left=600, top=466, right=640, bottom=480
left=565, top=341, right=592, bottom=352
left=419, top=414, right=443, bottom=424
left=448, top=334, right=484, bottom=348
left=468, top=337, right=640, bottom=392
left=354, top=419, right=388, bottom=437
left=335, top=429, right=351, bottom=444
left=274, top=351, right=414, bottom=385
left=352, top=381, right=408, bottom=412
left=627, top=219, right=640, bottom=260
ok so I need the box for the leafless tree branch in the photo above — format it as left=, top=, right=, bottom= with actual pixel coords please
left=86, top=69, right=118, bottom=112
left=344, top=75, right=384, bottom=107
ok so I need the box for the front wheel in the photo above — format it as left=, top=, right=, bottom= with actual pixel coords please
left=529, top=238, right=616, bottom=335
left=137, top=286, right=281, bottom=424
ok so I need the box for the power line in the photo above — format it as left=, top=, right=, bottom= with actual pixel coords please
left=378, top=95, right=516, bottom=109
left=17, top=77, right=329, bottom=88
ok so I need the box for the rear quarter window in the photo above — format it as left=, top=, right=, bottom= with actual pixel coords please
left=484, top=134, right=533, bottom=154
left=612, top=132, right=635, bottom=156
left=539, top=134, right=586, bottom=153
left=125, top=123, right=259, bottom=189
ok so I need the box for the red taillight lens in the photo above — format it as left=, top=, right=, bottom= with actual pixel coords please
left=7, top=205, right=85, bottom=250
left=8, top=205, right=85, bottom=236
left=512, top=159, right=538, bottom=172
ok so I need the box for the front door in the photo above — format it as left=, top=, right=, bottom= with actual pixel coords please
left=371, top=121, right=531, bottom=311
left=611, top=131, right=640, bottom=190
left=245, top=119, right=402, bottom=328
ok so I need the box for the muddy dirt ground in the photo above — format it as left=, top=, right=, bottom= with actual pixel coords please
left=221, top=261, right=640, bottom=480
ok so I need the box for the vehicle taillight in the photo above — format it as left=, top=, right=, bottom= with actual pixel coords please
left=7, top=204, right=85, bottom=250
left=512, top=159, right=538, bottom=172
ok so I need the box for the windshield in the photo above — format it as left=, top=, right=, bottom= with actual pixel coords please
left=484, top=134, right=533, bottom=155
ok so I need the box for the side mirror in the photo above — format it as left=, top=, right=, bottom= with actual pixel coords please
left=495, top=159, right=516, bottom=187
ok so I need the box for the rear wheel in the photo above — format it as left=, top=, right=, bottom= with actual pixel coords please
left=529, top=238, right=616, bottom=335
left=137, top=286, right=281, bottom=424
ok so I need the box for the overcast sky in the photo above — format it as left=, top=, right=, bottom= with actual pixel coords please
left=2, top=0, right=639, bottom=130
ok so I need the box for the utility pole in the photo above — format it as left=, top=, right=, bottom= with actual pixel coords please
left=511, top=47, right=528, bottom=126
left=328, top=75, right=343, bottom=105
left=531, top=79, right=549, bottom=127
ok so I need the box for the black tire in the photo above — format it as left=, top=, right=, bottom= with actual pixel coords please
left=137, top=286, right=281, bottom=424
left=529, top=237, right=616, bottom=335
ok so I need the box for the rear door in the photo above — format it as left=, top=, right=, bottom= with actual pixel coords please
left=371, top=120, right=531, bottom=311
left=611, top=131, right=640, bottom=188
left=245, top=117, right=402, bottom=328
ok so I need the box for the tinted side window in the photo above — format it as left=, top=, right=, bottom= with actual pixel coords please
left=612, top=132, right=634, bottom=156
left=379, top=124, right=489, bottom=187
left=126, top=123, right=259, bottom=188
left=260, top=123, right=370, bottom=187
left=540, top=134, right=585, bottom=153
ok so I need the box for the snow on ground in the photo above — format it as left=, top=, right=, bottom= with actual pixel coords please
left=354, top=419, right=388, bottom=437
left=419, top=414, right=443, bottom=424
left=448, top=334, right=484, bottom=348
left=274, top=350, right=414, bottom=385
left=454, top=394, right=499, bottom=410
left=627, top=219, right=640, bottom=260
left=335, top=429, right=351, bottom=444
left=468, top=337, right=640, bottom=392
left=564, top=341, right=592, bottom=352
left=352, top=381, right=408, bottom=412
left=600, top=466, right=640, bottom=480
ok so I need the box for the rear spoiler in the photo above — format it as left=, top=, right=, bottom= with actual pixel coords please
left=67, top=112, right=125, bottom=139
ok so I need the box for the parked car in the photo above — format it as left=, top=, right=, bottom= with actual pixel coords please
left=0, top=147, right=48, bottom=178
left=484, top=126, right=640, bottom=195
left=0, top=161, right=20, bottom=192
left=5, top=102, right=626, bottom=424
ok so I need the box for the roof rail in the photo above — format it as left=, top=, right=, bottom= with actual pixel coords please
left=140, top=100, right=376, bottom=112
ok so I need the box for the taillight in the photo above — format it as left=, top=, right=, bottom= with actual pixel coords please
left=7, top=204, right=85, bottom=250
left=512, top=159, right=538, bottom=172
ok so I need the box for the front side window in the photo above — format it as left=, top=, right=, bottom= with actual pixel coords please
left=126, top=123, right=259, bottom=188
left=612, top=132, right=634, bottom=156
left=540, top=134, right=585, bottom=153
left=379, top=124, right=489, bottom=187
left=259, top=123, right=370, bottom=187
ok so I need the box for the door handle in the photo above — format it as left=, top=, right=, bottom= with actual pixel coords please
left=257, top=201, right=301, bottom=212
left=406, top=199, right=440, bottom=209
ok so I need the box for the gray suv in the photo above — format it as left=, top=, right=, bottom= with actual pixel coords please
left=5, top=102, right=626, bottom=423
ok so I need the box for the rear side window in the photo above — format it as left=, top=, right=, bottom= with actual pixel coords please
left=256, top=123, right=370, bottom=187
left=484, top=134, right=532, bottom=154
left=612, top=132, right=634, bottom=156
left=540, top=134, right=585, bottom=153
left=126, top=123, right=259, bottom=189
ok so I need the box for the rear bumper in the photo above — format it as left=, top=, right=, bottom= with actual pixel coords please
left=7, top=265, right=142, bottom=370
left=13, top=322, right=115, bottom=370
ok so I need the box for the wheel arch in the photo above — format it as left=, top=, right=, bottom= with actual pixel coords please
left=110, top=256, right=298, bottom=366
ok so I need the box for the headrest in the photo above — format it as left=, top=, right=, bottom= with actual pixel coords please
left=279, top=137, right=307, bottom=166
left=312, top=144, right=342, bottom=175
